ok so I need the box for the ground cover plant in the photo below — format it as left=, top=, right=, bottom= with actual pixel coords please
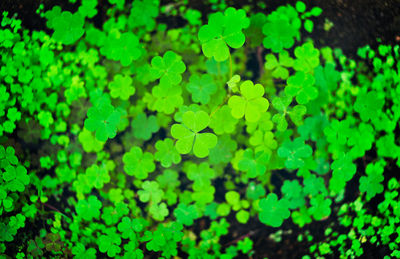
left=1, top=0, right=400, bottom=258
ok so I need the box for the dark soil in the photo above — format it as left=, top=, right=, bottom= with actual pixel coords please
left=1, top=0, right=400, bottom=258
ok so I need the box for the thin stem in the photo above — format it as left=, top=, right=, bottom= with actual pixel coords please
left=42, top=202, right=71, bottom=221
left=228, top=51, right=233, bottom=79
left=224, top=229, right=259, bottom=247
left=210, top=93, right=231, bottom=118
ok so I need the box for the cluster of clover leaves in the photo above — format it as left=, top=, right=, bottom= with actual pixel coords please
left=1, top=0, right=400, bottom=258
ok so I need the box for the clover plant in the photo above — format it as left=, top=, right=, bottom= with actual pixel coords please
left=1, top=1, right=400, bottom=258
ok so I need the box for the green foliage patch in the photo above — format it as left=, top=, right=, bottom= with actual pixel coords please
left=1, top=0, right=400, bottom=258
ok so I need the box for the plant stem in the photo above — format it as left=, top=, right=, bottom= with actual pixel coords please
left=229, top=51, right=233, bottom=79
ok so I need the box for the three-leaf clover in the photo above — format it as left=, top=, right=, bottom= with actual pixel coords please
left=150, top=51, right=186, bottom=86
left=75, top=195, right=102, bottom=221
left=359, top=160, right=386, bottom=201
left=281, top=180, right=305, bottom=209
left=2, top=165, right=30, bottom=192
left=271, top=94, right=307, bottom=131
left=149, top=202, right=169, bottom=221
left=293, top=42, right=320, bottom=73
left=209, top=105, right=239, bottom=135
left=118, top=216, right=143, bottom=239
left=108, top=74, right=135, bottom=100
left=72, top=244, right=97, bottom=259
left=0, top=146, right=18, bottom=167
left=244, top=12, right=267, bottom=47
left=132, top=113, right=159, bottom=141
left=171, top=111, right=217, bottom=158
left=84, top=100, right=121, bottom=142
left=100, top=32, right=142, bottom=66
left=264, top=50, right=294, bottom=79
left=85, top=163, right=110, bottom=189
left=354, top=91, right=385, bottom=122
left=154, top=138, right=182, bottom=168
left=186, top=74, right=217, bottom=104
left=277, top=137, right=313, bottom=169
left=174, top=203, right=199, bottom=226
left=238, top=148, right=269, bottom=178
left=97, top=231, right=121, bottom=257
left=228, top=80, right=269, bottom=123
left=198, top=7, right=250, bottom=61
left=308, top=195, right=332, bottom=220
left=285, top=71, right=318, bottom=104
left=259, top=193, right=290, bottom=227
left=51, top=11, right=85, bottom=45
left=262, top=18, right=298, bottom=53
left=138, top=181, right=163, bottom=204
left=123, top=146, right=155, bottom=179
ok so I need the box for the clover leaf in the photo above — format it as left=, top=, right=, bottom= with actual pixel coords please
left=151, top=83, right=184, bottom=114
left=277, top=137, right=313, bottom=170
left=208, top=135, right=237, bottom=165
left=262, top=19, right=298, bottom=53
left=285, top=71, right=318, bottom=104
left=198, top=7, right=250, bottom=61
left=185, top=162, right=216, bottom=190
left=108, top=74, right=135, bottom=100
left=238, top=148, right=269, bottom=178
left=359, top=160, right=386, bottom=201
left=51, top=11, right=84, bottom=45
left=209, top=105, right=239, bottom=135
left=186, top=74, right=217, bottom=104
left=354, top=91, right=385, bottom=122
left=85, top=163, right=110, bottom=189
left=100, top=31, right=142, bottom=66
left=102, top=203, right=129, bottom=226
left=7, top=107, right=21, bottom=122
left=84, top=100, right=121, bottom=142
left=0, top=146, right=18, bottom=166
left=171, top=111, right=217, bottom=158
left=331, top=152, right=356, bottom=182
left=292, top=207, right=312, bottom=227
left=72, top=243, right=97, bottom=259
left=308, top=195, right=332, bottom=220
left=303, top=174, right=327, bottom=197
left=128, top=0, right=159, bottom=31
left=2, top=165, right=29, bottom=192
left=75, top=195, right=102, bottom=221
left=264, top=50, right=294, bottom=79
left=293, top=42, right=320, bottom=73
left=149, top=202, right=169, bottom=221
left=78, top=128, right=105, bottom=153
left=246, top=182, right=266, bottom=200
left=78, top=0, right=98, bottom=18
left=259, top=193, right=290, bottom=227
left=138, top=181, right=163, bottom=204
left=281, top=180, right=305, bottom=209
left=118, top=217, right=143, bottom=239
left=228, top=80, right=269, bottom=122
left=98, top=232, right=121, bottom=257
left=132, top=113, right=159, bottom=141
left=347, top=123, right=374, bottom=159
left=44, top=6, right=62, bottom=29
left=174, top=203, right=199, bottom=226
left=154, top=138, right=181, bottom=168
left=150, top=51, right=186, bottom=86
left=244, top=13, right=267, bottom=47
left=123, top=146, right=155, bottom=179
